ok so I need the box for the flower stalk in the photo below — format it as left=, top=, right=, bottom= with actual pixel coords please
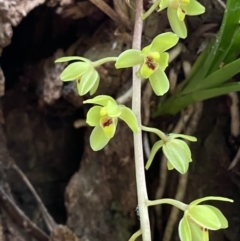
left=132, top=1, right=151, bottom=241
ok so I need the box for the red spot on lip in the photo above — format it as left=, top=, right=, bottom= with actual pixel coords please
left=146, top=56, right=156, bottom=70
left=103, top=119, right=113, bottom=127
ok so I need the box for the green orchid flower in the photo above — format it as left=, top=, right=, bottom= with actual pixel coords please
left=179, top=196, right=233, bottom=241
left=83, top=95, right=139, bottom=151
left=142, top=126, right=197, bottom=174
left=159, top=0, right=205, bottom=38
left=55, top=56, right=100, bottom=96
left=115, top=32, right=179, bottom=96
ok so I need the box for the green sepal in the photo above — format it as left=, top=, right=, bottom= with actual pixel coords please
left=169, top=133, right=197, bottom=142
left=183, top=0, right=205, bottom=15
left=159, top=0, right=168, bottom=11
left=145, top=140, right=164, bottom=170
left=90, top=75, right=100, bottom=95
left=77, top=68, right=99, bottom=95
left=188, top=219, right=206, bottom=241
left=86, top=106, right=101, bottom=126
left=162, top=139, right=191, bottom=174
left=158, top=52, right=169, bottom=71
left=90, top=125, right=110, bottom=151
left=204, top=205, right=228, bottom=229
left=190, top=196, right=233, bottom=207
left=106, top=101, right=121, bottom=117
left=149, top=67, right=170, bottom=96
left=187, top=205, right=221, bottom=230
left=60, top=62, right=89, bottom=81
left=167, top=8, right=187, bottom=39
left=119, top=105, right=139, bottom=133
left=55, top=56, right=90, bottom=63
left=178, top=217, right=191, bottom=241
left=115, top=49, right=143, bottom=69
left=83, top=95, right=116, bottom=107
left=143, top=32, right=179, bottom=53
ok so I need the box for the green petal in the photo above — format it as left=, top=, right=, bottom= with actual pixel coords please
left=106, top=101, right=121, bottom=117
left=86, top=106, right=101, bottom=126
left=83, top=95, right=116, bottom=107
left=115, top=49, right=143, bottom=69
left=187, top=205, right=221, bottom=230
left=77, top=69, right=99, bottom=95
left=101, top=117, right=117, bottom=139
left=145, top=140, right=164, bottom=170
left=190, top=197, right=233, bottom=207
left=204, top=205, right=228, bottom=229
left=119, top=105, right=139, bottom=132
left=162, top=139, right=191, bottom=174
left=183, top=0, right=205, bottom=16
left=158, top=52, right=169, bottom=71
left=178, top=217, right=191, bottom=241
left=144, top=32, right=179, bottom=53
left=90, top=75, right=100, bottom=95
left=177, top=6, right=186, bottom=21
left=149, top=67, right=169, bottom=96
left=90, top=125, right=110, bottom=151
left=55, top=56, right=90, bottom=63
left=167, top=161, right=174, bottom=170
left=169, top=133, right=197, bottom=142
left=159, top=0, right=169, bottom=11
left=188, top=219, right=207, bottom=241
left=60, top=62, right=89, bottom=81
left=167, top=8, right=187, bottom=39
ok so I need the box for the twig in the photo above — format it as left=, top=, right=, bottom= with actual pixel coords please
left=10, top=161, right=57, bottom=232
left=0, top=187, right=49, bottom=241
left=215, top=0, right=226, bottom=9
left=132, top=1, right=151, bottom=241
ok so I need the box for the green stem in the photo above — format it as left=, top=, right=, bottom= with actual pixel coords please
left=142, top=125, right=169, bottom=142
left=141, top=0, right=160, bottom=20
left=92, top=57, right=118, bottom=67
left=146, top=199, right=188, bottom=211
left=132, top=1, right=151, bottom=241
left=129, top=230, right=142, bottom=241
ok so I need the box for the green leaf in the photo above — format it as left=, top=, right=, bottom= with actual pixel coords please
left=162, top=139, right=191, bottom=174
left=115, top=49, right=143, bottom=68
left=190, top=196, right=233, bottom=207
left=90, top=125, right=110, bottom=151
left=86, top=106, right=101, bottom=126
left=183, top=0, right=205, bottom=16
left=77, top=69, right=99, bottom=95
left=197, top=58, right=240, bottom=90
left=204, top=205, right=228, bottom=229
left=167, top=8, right=187, bottom=39
left=60, top=62, right=89, bottom=81
left=144, top=32, right=179, bottom=53
left=178, top=217, right=191, bottom=241
left=119, top=105, right=139, bottom=133
left=149, top=67, right=169, bottom=96
left=83, top=95, right=116, bottom=107
left=145, top=140, right=164, bottom=170
left=187, top=205, right=221, bottom=230
left=55, top=56, right=90, bottom=63
left=169, top=133, right=197, bottom=142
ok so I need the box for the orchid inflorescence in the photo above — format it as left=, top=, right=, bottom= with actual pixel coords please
left=55, top=1, right=233, bottom=241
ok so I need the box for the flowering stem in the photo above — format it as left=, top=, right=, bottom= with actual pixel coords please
left=142, top=125, right=169, bottom=142
left=141, top=0, right=160, bottom=20
left=132, top=1, right=151, bottom=241
left=92, top=57, right=118, bottom=67
left=146, top=199, right=188, bottom=211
